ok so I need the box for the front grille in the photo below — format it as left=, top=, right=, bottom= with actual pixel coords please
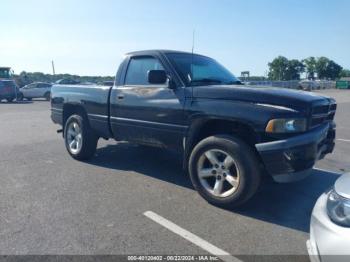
left=311, top=102, right=337, bottom=128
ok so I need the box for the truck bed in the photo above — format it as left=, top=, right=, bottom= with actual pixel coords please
left=51, top=84, right=112, bottom=138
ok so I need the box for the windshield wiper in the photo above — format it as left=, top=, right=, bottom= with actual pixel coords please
left=190, top=78, right=223, bottom=85
left=225, top=80, right=243, bottom=85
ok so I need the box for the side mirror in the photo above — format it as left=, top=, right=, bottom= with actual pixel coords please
left=148, top=70, right=167, bottom=85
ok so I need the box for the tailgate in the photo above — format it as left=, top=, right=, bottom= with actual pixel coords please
left=0, top=81, right=16, bottom=95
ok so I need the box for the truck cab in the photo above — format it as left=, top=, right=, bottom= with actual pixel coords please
left=0, top=67, right=13, bottom=79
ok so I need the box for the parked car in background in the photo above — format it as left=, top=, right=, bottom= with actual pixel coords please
left=100, top=81, right=114, bottom=86
left=307, top=173, right=350, bottom=262
left=20, top=82, right=52, bottom=101
left=299, top=80, right=321, bottom=91
left=0, top=79, right=20, bottom=102
left=80, top=81, right=95, bottom=85
left=55, top=79, right=80, bottom=85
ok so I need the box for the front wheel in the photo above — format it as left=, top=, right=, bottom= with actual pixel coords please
left=64, top=114, right=98, bottom=160
left=189, top=135, right=261, bottom=208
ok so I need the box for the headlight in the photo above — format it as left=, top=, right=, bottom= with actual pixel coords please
left=327, top=189, right=350, bottom=227
left=265, top=118, right=307, bottom=133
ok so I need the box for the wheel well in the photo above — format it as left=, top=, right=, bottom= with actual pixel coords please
left=184, top=119, right=261, bottom=169
left=62, top=104, right=89, bottom=132
left=192, top=120, right=259, bottom=147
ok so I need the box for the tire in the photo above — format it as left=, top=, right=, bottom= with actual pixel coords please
left=6, top=98, right=14, bottom=103
left=17, top=93, right=24, bottom=101
left=26, top=98, right=32, bottom=101
left=188, top=135, right=261, bottom=208
left=44, top=92, right=50, bottom=101
left=64, top=114, right=98, bottom=160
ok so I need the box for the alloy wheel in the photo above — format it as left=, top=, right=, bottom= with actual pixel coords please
left=67, top=122, right=83, bottom=154
left=197, top=149, right=240, bottom=198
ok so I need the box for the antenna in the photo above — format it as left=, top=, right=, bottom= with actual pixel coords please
left=190, top=30, right=195, bottom=82
left=51, top=60, right=56, bottom=75
left=190, top=30, right=195, bottom=100
left=192, top=29, right=195, bottom=54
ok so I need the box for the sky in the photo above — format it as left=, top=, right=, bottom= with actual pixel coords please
left=1, top=0, right=349, bottom=76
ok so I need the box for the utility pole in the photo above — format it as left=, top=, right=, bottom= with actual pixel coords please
left=51, top=60, right=56, bottom=75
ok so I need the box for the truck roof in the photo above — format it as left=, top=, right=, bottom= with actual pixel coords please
left=125, top=49, right=204, bottom=57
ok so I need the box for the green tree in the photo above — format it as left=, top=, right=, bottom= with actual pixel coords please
left=285, top=59, right=304, bottom=80
left=325, top=60, right=343, bottom=80
left=340, top=69, right=350, bottom=78
left=315, top=57, right=330, bottom=79
left=268, top=56, right=289, bottom=80
left=268, top=56, right=304, bottom=80
left=315, top=57, right=342, bottom=80
left=302, top=57, right=317, bottom=79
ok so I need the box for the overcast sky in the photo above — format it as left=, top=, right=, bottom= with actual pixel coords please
left=1, top=0, right=349, bottom=76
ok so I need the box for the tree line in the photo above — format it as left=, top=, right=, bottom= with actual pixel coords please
left=12, top=57, right=350, bottom=87
left=268, top=56, right=349, bottom=81
left=13, top=71, right=114, bottom=87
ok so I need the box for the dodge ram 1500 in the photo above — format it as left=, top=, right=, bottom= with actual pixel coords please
left=51, top=50, right=336, bottom=207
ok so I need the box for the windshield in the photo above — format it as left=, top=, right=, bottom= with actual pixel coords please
left=166, top=53, right=240, bottom=86
left=0, top=68, right=11, bottom=79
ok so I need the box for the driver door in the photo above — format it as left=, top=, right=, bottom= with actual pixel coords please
left=109, top=56, right=187, bottom=149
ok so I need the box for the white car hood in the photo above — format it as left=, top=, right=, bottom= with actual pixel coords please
left=335, top=173, right=350, bottom=199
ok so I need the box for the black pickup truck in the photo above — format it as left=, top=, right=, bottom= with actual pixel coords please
left=51, top=50, right=336, bottom=207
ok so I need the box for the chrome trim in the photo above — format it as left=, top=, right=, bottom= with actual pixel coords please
left=88, top=113, right=108, bottom=119
left=256, top=103, right=298, bottom=112
left=51, top=108, right=63, bottom=112
left=110, top=116, right=188, bottom=130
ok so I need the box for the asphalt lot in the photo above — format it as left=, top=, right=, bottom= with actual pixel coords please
left=1, top=89, right=350, bottom=259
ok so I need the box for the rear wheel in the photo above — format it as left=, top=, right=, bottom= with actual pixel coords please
left=189, top=135, right=261, bottom=207
left=64, top=114, right=98, bottom=160
left=17, top=93, right=24, bottom=101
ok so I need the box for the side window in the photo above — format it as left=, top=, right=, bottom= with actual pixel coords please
left=124, top=57, right=164, bottom=85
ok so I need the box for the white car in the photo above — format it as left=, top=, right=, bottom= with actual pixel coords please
left=299, top=80, right=321, bottom=91
left=307, top=173, right=350, bottom=262
left=20, top=82, right=52, bottom=101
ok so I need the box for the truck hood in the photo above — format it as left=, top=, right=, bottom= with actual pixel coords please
left=193, top=85, right=333, bottom=111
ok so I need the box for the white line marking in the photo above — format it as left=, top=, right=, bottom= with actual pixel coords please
left=313, top=168, right=343, bottom=174
left=337, top=139, right=350, bottom=142
left=143, top=211, right=241, bottom=262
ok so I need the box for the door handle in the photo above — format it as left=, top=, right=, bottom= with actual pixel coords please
left=117, top=95, right=124, bottom=100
